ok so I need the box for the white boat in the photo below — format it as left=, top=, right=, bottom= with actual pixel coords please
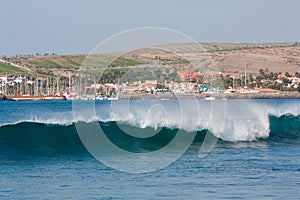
left=204, top=96, right=215, bottom=101
left=107, top=94, right=118, bottom=101
left=96, top=95, right=106, bottom=100
left=107, top=97, right=118, bottom=100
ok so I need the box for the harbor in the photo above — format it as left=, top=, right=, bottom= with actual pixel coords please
left=1, top=72, right=300, bottom=101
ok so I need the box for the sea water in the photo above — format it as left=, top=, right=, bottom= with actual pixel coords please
left=0, top=99, right=299, bottom=199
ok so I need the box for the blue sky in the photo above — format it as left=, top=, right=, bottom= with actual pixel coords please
left=1, top=0, right=299, bottom=56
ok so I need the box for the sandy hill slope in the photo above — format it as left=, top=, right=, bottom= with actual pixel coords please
left=2, top=43, right=299, bottom=77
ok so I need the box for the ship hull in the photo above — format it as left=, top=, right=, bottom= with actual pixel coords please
left=10, top=95, right=66, bottom=101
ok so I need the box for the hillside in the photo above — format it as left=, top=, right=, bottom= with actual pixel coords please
left=211, top=44, right=300, bottom=75
left=1, top=42, right=299, bottom=77
left=0, top=62, right=28, bottom=74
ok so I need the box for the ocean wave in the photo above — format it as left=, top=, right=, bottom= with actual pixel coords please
left=0, top=113, right=299, bottom=150
left=1, top=99, right=300, bottom=144
left=0, top=114, right=299, bottom=143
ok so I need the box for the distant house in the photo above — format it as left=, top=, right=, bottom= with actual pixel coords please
left=277, top=73, right=287, bottom=79
left=288, top=75, right=300, bottom=83
left=144, top=80, right=157, bottom=85
left=254, top=87, right=281, bottom=93
left=181, top=73, right=200, bottom=82
left=139, top=83, right=156, bottom=92
left=0, top=76, right=7, bottom=83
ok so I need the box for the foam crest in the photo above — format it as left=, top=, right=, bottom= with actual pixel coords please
left=1, top=99, right=300, bottom=142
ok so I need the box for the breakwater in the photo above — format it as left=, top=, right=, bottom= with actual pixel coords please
left=119, top=91, right=300, bottom=100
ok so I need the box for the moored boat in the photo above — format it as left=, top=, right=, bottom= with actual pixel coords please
left=204, top=96, right=215, bottom=101
left=0, top=94, right=13, bottom=101
left=9, top=94, right=66, bottom=101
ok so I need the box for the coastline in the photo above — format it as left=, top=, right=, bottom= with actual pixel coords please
left=1, top=92, right=300, bottom=101
left=118, top=91, right=300, bottom=100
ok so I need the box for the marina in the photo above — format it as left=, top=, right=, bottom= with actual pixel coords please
left=1, top=0, right=299, bottom=199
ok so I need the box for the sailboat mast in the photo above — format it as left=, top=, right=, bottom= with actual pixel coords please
left=68, top=71, right=71, bottom=93
left=46, top=77, right=49, bottom=95
left=233, top=75, right=235, bottom=90
left=244, top=64, right=247, bottom=88
left=4, top=72, right=7, bottom=95
left=57, top=77, right=59, bottom=95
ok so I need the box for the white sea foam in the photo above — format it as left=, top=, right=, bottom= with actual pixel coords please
left=72, top=99, right=300, bottom=142
left=1, top=99, right=300, bottom=142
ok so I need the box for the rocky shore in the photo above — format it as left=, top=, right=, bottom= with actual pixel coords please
left=221, top=92, right=300, bottom=99
left=119, top=91, right=300, bottom=100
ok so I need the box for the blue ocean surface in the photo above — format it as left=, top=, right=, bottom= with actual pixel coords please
left=0, top=99, right=299, bottom=199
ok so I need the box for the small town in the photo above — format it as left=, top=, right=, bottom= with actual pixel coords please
left=1, top=42, right=299, bottom=100
left=1, top=67, right=300, bottom=101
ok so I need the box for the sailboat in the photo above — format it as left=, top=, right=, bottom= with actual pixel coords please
left=203, top=71, right=217, bottom=100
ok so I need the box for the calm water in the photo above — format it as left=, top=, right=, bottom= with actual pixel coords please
left=0, top=99, right=299, bottom=199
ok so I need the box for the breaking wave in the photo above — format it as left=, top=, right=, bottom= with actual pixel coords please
left=0, top=114, right=299, bottom=155
left=0, top=99, right=299, bottom=157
